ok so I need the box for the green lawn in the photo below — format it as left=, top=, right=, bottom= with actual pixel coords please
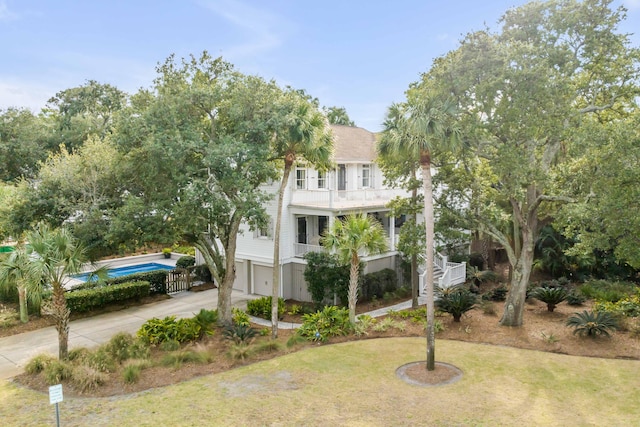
left=1, top=338, right=638, bottom=426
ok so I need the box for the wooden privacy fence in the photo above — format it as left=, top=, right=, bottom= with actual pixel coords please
left=166, top=266, right=196, bottom=293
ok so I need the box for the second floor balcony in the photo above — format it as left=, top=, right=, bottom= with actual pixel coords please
left=290, top=188, right=411, bottom=210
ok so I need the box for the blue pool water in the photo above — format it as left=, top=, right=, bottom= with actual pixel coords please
left=73, top=262, right=174, bottom=282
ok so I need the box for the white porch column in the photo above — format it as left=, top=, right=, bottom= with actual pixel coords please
left=389, top=216, right=395, bottom=251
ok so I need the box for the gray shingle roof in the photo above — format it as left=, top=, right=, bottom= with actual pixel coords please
left=330, top=124, right=377, bottom=163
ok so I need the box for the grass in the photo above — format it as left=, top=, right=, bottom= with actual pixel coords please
left=1, top=338, right=638, bottom=426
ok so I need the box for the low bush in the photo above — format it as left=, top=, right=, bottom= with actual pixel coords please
left=246, top=296, right=285, bottom=320
left=223, top=323, right=257, bottom=345
left=594, top=291, right=640, bottom=318
left=160, top=350, right=210, bottom=369
left=70, top=365, right=107, bottom=392
left=65, top=281, right=150, bottom=313
left=437, top=290, right=477, bottom=322
left=361, top=269, right=397, bottom=302
left=25, top=354, right=55, bottom=375
left=72, top=271, right=168, bottom=294
left=353, top=314, right=376, bottom=337
left=579, top=280, right=637, bottom=303
left=373, top=317, right=406, bottom=333
left=88, top=347, right=117, bottom=373
left=232, top=308, right=251, bottom=327
left=137, top=316, right=202, bottom=345
left=566, top=291, right=587, bottom=306
left=159, top=339, right=181, bottom=352
left=193, top=308, right=217, bottom=338
left=43, top=360, right=73, bottom=385
left=176, top=256, right=196, bottom=269
left=297, top=306, right=352, bottom=342
left=482, top=284, right=507, bottom=302
left=103, top=332, right=149, bottom=363
left=123, top=364, right=142, bottom=384
left=530, top=287, right=568, bottom=312
left=388, top=307, right=427, bottom=324
left=566, top=310, right=618, bottom=337
left=194, top=265, right=212, bottom=282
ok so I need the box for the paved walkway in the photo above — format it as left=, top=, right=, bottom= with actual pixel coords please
left=0, top=291, right=427, bottom=380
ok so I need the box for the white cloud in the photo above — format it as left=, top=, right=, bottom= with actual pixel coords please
left=0, top=0, right=18, bottom=21
left=0, top=79, right=54, bottom=112
left=196, top=0, right=285, bottom=59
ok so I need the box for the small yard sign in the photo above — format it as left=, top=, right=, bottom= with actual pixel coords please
left=49, top=384, right=63, bottom=405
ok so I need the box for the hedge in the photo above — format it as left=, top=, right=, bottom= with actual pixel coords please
left=65, top=281, right=150, bottom=313
left=71, top=270, right=169, bottom=294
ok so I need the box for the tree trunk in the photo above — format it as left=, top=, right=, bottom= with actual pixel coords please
left=421, top=152, right=436, bottom=371
left=348, top=253, right=360, bottom=325
left=500, top=224, right=535, bottom=326
left=217, top=217, right=242, bottom=325
left=17, top=286, right=28, bottom=323
left=52, top=283, right=70, bottom=360
left=271, top=162, right=292, bottom=338
left=411, top=186, right=419, bottom=309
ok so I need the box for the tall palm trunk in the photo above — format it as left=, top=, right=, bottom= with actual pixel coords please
left=17, top=285, right=28, bottom=323
left=52, top=283, right=70, bottom=360
left=348, top=253, right=360, bottom=325
left=411, top=186, right=419, bottom=309
left=420, top=151, right=436, bottom=371
left=271, top=157, right=293, bottom=338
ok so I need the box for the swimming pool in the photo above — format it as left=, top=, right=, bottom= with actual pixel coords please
left=73, top=262, right=175, bottom=282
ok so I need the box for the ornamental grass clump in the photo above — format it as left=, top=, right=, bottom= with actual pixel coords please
left=566, top=310, right=618, bottom=338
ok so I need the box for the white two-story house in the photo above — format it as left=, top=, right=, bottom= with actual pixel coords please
left=230, top=125, right=407, bottom=301
left=227, top=124, right=465, bottom=302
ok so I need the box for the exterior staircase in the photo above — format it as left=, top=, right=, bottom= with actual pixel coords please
left=418, top=252, right=466, bottom=296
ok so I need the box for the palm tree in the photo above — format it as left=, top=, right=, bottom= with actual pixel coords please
left=0, top=243, right=39, bottom=323
left=379, top=94, right=461, bottom=371
left=269, top=92, right=333, bottom=338
left=27, top=224, right=87, bottom=359
left=322, top=213, right=388, bottom=325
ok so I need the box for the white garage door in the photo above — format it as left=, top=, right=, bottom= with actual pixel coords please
left=253, top=265, right=272, bottom=296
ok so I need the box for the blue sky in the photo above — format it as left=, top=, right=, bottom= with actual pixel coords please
left=1, top=0, right=639, bottom=131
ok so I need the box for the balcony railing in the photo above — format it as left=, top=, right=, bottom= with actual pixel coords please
left=290, top=188, right=410, bottom=209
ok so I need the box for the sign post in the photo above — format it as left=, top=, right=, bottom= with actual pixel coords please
left=49, top=384, right=63, bottom=427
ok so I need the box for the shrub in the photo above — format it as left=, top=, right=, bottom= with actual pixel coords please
left=172, top=245, right=195, bottom=256
left=482, top=284, right=507, bottom=302
left=137, top=316, right=201, bottom=345
left=566, top=291, right=587, bottom=306
left=297, top=306, right=352, bottom=342
left=88, top=347, right=117, bottom=373
left=123, top=364, right=142, bottom=384
left=223, top=323, right=257, bottom=345
left=253, top=340, right=284, bottom=354
left=176, top=256, right=196, bottom=269
left=436, top=290, right=477, bottom=322
left=193, top=308, right=217, bottom=338
left=194, top=265, right=212, bottom=282
left=530, top=287, right=568, bottom=312
left=373, top=317, right=406, bottom=332
left=566, top=310, right=618, bottom=337
left=65, top=281, right=150, bottom=313
left=159, top=339, right=181, bottom=352
left=480, top=300, right=497, bottom=316
left=354, top=314, right=376, bottom=336
left=466, top=266, right=498, bottom=288
left=104, top=332, right=149, bottom=362
left=361, top=269, right=397, bottom=302
left=578, top=280, right=637, bottom=303
left=67, top=348, right=91, bottom=363
left=25, top=353, right=55, bottom=374
left=43, top=360, right=72, bottom=385
left=72, top=271, right=168, bottom=294
left=594, top=291, right=640, bottom=318
left=303, top=252, right=351, bottom=308
left=246, top=296, right=285, bottom=320
left=70, top=365, right=106, bottom=392
left=232, top=308, right=251, bottom=327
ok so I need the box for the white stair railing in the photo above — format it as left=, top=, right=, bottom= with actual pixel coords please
left=420, top=252, right=467, bottom=295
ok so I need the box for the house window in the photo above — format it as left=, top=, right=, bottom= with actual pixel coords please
left=362, top=164, right=371, bottom=188
left=256, top=218, right=272, bottom=239
left=318, top=171, right=326, bottom=189
left=296, top=167, right=306, bottom=189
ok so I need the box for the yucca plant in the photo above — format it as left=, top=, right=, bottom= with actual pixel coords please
left=566, top=310, right=618, bottom=337
left=531, top=286, right=568, bottom=312
left=436, top=290, right=477, bottom=322
left=223, top=323, right=257, bottom=345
